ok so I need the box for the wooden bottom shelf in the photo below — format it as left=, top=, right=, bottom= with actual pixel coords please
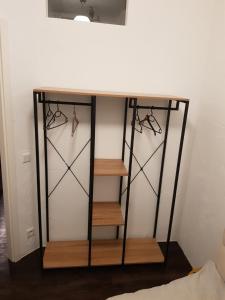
left=125, top=239, right=164, bottom=264
left=43, top=240, right=88, bottom=268
left=43, top=238, right=164, bottom=269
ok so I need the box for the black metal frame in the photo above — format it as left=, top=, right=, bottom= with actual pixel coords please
left=154, top=100, right=172, bottom=238
left=120, top=98, right=189, bottom=264
left=33, top=91, right=189, bottom=268
left=33, top=92, right=94, bottom=268
left=116, top=98, right=128, bottom=239
left=41, top=92, right=50, bottom=242
left=122, top=98, right=137, bottom=264
left=88, top=96, right=96, bottom=266
left=33, top=92, right=43, bottom=268
left=165, top=100, right=189, bottom=262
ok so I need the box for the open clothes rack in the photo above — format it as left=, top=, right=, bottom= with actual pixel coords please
left=33, top=87, right=189, bottom=269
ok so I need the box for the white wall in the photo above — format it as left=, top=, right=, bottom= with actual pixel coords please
left=179, top=0, right=225, bottom=266
left=0, top=0, right=217, bottom=260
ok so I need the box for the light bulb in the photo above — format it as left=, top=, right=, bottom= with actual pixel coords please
left=74, top=15, right=91, bottom=22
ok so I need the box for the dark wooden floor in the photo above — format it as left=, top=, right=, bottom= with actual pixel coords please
left=0, top=194, right=191, bottom=300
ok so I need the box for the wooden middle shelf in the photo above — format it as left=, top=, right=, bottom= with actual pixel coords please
left=43, top=238, right=164, bottom=269
left=94, top=159, right=128, bottom=176
left=92, top=202, right=124, bottom=226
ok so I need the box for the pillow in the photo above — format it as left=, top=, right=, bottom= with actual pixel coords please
left=215, top=230, right=225, bottom=282
left=107, top=261, right=225, bottom=300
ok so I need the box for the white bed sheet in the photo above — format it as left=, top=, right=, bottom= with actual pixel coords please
left=107, top=261, right=225, bottom=300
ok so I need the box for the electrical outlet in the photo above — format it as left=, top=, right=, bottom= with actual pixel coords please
left=26, top=227, right=34, bottom=238
left=22, top=152, right=31, bottom=164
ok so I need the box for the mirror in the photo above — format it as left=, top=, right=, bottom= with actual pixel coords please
left=48, top=0, right=127, bottom=26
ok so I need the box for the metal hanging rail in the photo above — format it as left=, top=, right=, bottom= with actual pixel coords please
left=38, top=99, right=92, bottom=106
left=129, top=99, right=180, bottom=111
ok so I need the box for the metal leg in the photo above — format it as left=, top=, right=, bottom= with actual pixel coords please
left=41, top=92, right=49, bottom=242
left=122, top=98, right=137, bottom=264
left=33, top=92, right=43, bottom=268
left=88, top=96, right=96, bottom=267
left=165, top=101, right=189, bottom=263
left=116, top=98, right=128, bottom=239
left=153, top=100, right=172, bottom=238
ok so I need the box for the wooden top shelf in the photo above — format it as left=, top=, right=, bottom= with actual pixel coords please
left=94, top=159, right=128, bottom=176
left=92, top=202, right=124, bottom=226
left=33, top=87, right=189, bottom=102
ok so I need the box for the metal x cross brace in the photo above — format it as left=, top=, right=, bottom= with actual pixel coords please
left=122, top=141, right=164, bottom=197
left=47, top=138, right=90, bottom=197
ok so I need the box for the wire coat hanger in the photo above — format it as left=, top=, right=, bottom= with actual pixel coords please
left=46, top=104, right=54, bottom=120
left=71, top=105, right=79, bottom=137
left=46, top=104, right=68, bottom=130
left=147, top=108, right=162, bottom=135
left=134, top=108, right=162, bottom=135
left=134, top=109, right=143, bottom=133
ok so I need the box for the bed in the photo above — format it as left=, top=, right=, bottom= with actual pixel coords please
left=107, top=232, right=225, bottom=300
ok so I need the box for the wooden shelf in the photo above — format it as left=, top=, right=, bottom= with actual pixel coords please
left=34, top=87, right=188, bottom=101
left=92, top=239, right=164, bottom=266
left=92, top=240, right=122, bottom=266
left=94, top=159, right=128, bottom=176
left=125, top=238, right=164, bottom=264
left=92, top=202, right=124, bottom=226
left=43, top=240, right=88, bottom=269
left=43, top=239, right=164, bottom=269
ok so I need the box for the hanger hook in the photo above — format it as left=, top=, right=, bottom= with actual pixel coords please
left=72, top=104, right=79, bottom=137
left=150, top=107, right=154, bottom=116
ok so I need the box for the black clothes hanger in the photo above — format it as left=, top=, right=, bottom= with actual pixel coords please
left=134, top=108, right=144, bottom=133
left=71, top=105, right=79, bottom=137
left=135, top=108, right=162, bottom=135
left=149, top=108, right=162, bottom=134
left=46, top=104, right=54, bottom=120
left=142, top=114, right=157, bottom=135
left=46, top=104, right=68, bottom=130
left=144, top=108, right=162, bottom=135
